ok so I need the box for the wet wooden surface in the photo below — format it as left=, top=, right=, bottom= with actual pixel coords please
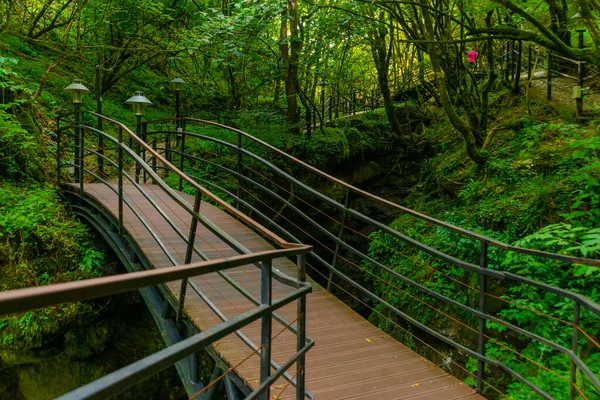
left=75, top=183, right=481, bottom=399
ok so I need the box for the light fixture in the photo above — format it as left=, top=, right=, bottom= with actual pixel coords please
left=319, top=80, right=328, bottom=87
left=170, top=77, right=186, bottom=91
left=125, top=91, right=152, bottom=116
left=64, top=79, right=90, bottom=104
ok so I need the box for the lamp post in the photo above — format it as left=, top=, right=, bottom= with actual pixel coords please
left=169, top=77, right=185, bottom=165
left=64, top=79, right=90, bottom=184
left=125, top=91, right=152, bottom=183
left=319, top=80, right=327, bottom=122
left=170, top=77, right=185, bottom=127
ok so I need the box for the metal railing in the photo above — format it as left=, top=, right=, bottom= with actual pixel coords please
left=9, top=110, right=317, bottom=399
left=143, top=116, right=600, bottom=399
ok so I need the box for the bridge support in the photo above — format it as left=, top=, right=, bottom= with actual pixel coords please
left=259, top=260, right=273, bottom=400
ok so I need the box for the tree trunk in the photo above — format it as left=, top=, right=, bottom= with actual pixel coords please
left=421, top=4, right=485, bottom=164
left=279, top=0, right=301, bottom=135
left=369, top=11, right=403, bottom=141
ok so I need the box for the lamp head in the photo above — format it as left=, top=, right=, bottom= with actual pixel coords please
left=319, top=80, right=328, bottom=87
left=64, top=79, right=90, bottom=104
left=125, top=91, right=152, bottom=116
left=170, top=77, right=186, bottom=91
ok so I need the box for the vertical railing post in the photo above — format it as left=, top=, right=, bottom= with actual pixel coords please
left=259, top=259, right=273, bottom=400
left=179, top=126, right=185, bottom=191
left=74, top=103, right=81, bottom=184
left=569, top=301, right=580, bottom=400
left=312, top=106, right=316, bottom=131
left=547, top=50, right=552, bottom=100
left=165, top=125, right=171, bottom=178
left=117, top=127, right=124, bottom=236
left=96, top=65, right=104, bottom=177
left=328, top=189, right=351, bottom=292
left=79, top=118, right=84, bottom=198
left=237, top=130, right=243, bottom=210
left=528, top=45, right=533, bottom=81
left=151, top=133, right=157, bottom=184
left=142, top=123, right=147, bottom=183
left=135, top=115, right=142, bottom=184
left=296, top=253, right=307, bottom=400
left=177, top=189, right=202, bottom=322
left=56, top=117, right=61, bottom=186
left=477, top=240, right=488, bottom=393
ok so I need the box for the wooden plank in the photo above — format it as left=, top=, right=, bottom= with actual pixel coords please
left=75, top=183, right=481, bottom=400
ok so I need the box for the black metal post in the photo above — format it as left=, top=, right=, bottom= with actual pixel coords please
left=151, top=132, right=157, bottom=184
left=547, top=50, right=552, bottom=100
left=296, top=253, right=307, bottom=400
left=179, top=128, right=185, bottom=191
left=79, top=112, right=84, bottom=199
left=569, top=301, right=580, bottom=400
left=237, top=131, right=242, bottom=210
left=328, top=189, right=351, bottom=292
left=96, top=65, right=104, bottom=177
left=477, top=240, right=488, bottom=393
left=117, top=127, right=124, bottom=236
left=135, top=116, right=142, bottom=184
left=74, top=103, right=81, bottom=183
left=165, top=125, right=171, bottom=178
left=259, top=259, right=273, bottom=400
left=177, top=190, right=202, bottom=322
left=175, top=90, right=181, bottom=130
left=142, top=123, right=147, bottom=183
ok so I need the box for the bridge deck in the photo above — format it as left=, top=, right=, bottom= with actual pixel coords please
left=77, top=183, right=480, bottom=399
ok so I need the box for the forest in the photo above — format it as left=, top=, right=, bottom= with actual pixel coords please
left=1, top=0, right=600, bottom=399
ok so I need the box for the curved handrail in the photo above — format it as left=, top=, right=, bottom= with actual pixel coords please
left=146, top=117, right=600, bottom=268
left=55, top=111, right=315, bottom=399
left=142, top=117, right=600, bottom=398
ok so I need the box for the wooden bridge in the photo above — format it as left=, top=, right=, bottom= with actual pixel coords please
left=1, top=111, right=599, bottom=400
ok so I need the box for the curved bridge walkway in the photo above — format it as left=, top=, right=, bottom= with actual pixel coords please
left=74, top=182, right=479, bottom=399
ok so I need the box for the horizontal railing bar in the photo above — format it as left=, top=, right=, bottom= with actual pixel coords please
left=83, top=112, right=289, bottom=248
left=0, top=247, right=311, bottom=315
left=58, top=282, right=312, bottom=400
left=315, top=253, right=555, bottom=399
left=156, top=118, right=600, bottom=267
left=58, top=305, right=269, bottom=400
left=176, top=136, right=600, bottom=317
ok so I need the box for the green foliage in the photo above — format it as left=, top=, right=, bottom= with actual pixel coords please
left=0, top=184, right=110, bottom=351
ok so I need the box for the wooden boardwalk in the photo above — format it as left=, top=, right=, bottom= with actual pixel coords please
left=77, top=183, right=481, bottom=399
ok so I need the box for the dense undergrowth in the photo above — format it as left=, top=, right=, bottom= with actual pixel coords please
left=2, top=30, right=600, bottom=399
left=364, top=96, right=600, bottom=398
left=0, top=36, right=184, bottom=399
